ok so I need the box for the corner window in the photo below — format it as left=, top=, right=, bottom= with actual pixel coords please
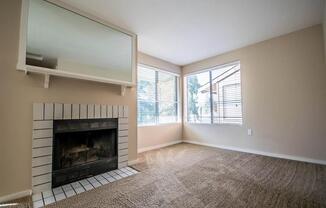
left=137, top=65, right=180, bottom=126
left=185, top=62, right=242, bottom=125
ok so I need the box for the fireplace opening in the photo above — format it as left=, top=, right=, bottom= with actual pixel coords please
left=52, top=118, right=118, bottom=188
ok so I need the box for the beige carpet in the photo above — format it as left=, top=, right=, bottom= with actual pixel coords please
left=44, top=143, right=326, bottom=208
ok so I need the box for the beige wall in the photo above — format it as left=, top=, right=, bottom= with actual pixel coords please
left=182, top=25, right=326, bottom=162
left=138, top=52, right=181, bottom=74
left=0, top=0, right=138, bottom=197
left=138, top=124, right=182, bottom=152
left=324, top=3, right=326, bottom=61
left=137, top=53, right=182, bottom=151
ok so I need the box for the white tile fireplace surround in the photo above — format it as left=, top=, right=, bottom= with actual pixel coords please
left=32, top=167, right=139, bottom=208
left=32, top=103, right=129, bottom=193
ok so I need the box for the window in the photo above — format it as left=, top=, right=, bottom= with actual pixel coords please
left=186, top=71, right=211, bottom=123
left=137, top=67, right=156, bottom=125
left=138, top=65, right=179, bottom=125
left=185, top=62, right=242, bottom=125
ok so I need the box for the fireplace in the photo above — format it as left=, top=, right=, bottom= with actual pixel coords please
left=52, top=118, right=118, bottom=187
left=32, top=103, right=129, bottom=193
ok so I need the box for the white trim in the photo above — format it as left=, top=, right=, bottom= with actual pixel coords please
left=138, top=122, right=182, bottom=127
left=138, top=140, right=182, bottom=153
left=128, top=159, right=139, bottom=166
left=183, top=140, right=326, bottom=165
left=24, top=65, right=135, bottom=87
left=47, top=0, right=135, bottom=36
left=138, top=64, right=180, bottom=77
left=0, top=189, right=32, bottom=203
left=16, top=0, right=29, bottom=71
left=183, top=122, right=243, bottom=127
left=183, top=60, right=240, bottom=76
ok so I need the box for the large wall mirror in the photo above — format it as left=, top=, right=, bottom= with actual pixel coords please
left=18, top=0, right=136, bottom=86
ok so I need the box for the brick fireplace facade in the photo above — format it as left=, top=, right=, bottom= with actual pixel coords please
left=32, top=103, right=129, bottom=193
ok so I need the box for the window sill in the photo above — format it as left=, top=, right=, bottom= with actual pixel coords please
left=184, top=122, right=243, bottom=127
left=138, top=122, right=182, bottom=127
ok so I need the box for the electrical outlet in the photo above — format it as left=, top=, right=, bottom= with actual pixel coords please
left=247, top=128, right=252, bottom=136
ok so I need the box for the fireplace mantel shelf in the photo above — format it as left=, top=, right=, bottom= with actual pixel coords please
left=18, top=65, right=131, bottom=96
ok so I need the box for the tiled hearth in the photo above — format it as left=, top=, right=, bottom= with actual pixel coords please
left=32, top=103, right=130, bottom=201
left=32, top=167, right=138, bottom=208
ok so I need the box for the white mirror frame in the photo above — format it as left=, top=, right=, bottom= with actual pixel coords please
left=17, top=0, right=137, bottom=90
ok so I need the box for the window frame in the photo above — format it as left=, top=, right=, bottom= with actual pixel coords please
left=184, top=61, right=243, bottom=126
left=137, top=64, right=181, bottom=126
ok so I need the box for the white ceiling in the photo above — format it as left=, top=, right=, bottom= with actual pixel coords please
left=63, top=0, right=324, bottom=66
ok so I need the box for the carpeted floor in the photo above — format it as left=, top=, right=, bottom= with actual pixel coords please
left=41, top=143, right=326, bottom=208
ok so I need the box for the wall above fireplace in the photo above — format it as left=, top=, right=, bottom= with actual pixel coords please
left=32, top=103, right=129, bottom=193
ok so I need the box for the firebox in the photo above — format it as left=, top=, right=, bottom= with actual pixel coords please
left=52, top=118, right=118, bottom=188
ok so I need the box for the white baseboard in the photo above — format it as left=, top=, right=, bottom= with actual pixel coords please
left=0, top=189, right=32, bottom=203
left=128, top=159, right=139, bottom=166
left=183, top=140, right=326, bottom=165
left=138, top=140, right=182, bottom=153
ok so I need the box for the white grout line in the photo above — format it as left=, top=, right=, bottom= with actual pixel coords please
left=33, top=167, right=138, bottom=207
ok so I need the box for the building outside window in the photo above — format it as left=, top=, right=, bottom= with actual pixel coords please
left=185, top=61, right=242, bottom=125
